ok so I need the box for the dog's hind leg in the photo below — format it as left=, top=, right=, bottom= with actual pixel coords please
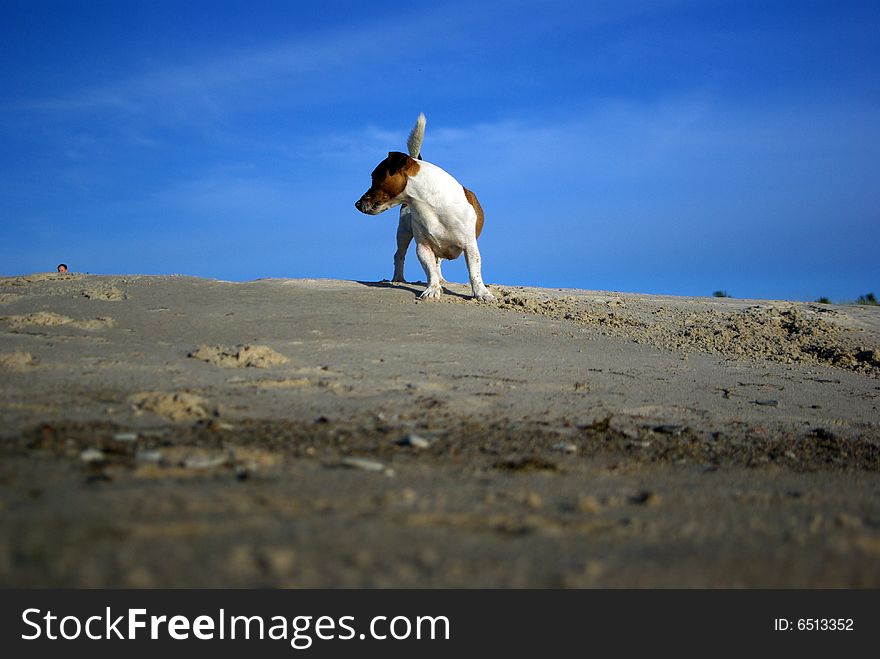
left=392, top=208, right=413, bottom=282
left=463, top=240, right=495, bottom=302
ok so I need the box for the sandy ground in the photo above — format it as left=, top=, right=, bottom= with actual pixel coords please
left=0, top=273, right=878, bottom=587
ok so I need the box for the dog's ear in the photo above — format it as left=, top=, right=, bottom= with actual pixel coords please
left=385, top=151, right=420, bottom=178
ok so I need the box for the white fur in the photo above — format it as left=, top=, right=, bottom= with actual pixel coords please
left=395, top=159, right=494, bottom=302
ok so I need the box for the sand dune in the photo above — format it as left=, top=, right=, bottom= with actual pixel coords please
left=0, top=273, right=878, bottom=587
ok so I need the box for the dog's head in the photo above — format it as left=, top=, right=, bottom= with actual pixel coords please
left=355, top=151, right=420, bottom=215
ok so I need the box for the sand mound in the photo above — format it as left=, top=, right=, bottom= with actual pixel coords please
left=188, top=344, right=288, bottom=368
left=129, top=391, right=216, bottom=422
left=81, top=286, right=126, bottom=301
left=0, top=273, right=75, bottom=285
left=673, top=307, right=879, bottom=371
left=0, top=351, right=37, bottom=371
left=495, top=289, right=879, bottom=375
left=0, top=312, right=114, bottom=330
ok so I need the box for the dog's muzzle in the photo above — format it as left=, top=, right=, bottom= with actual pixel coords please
left=355, top=197, right=381, bottom=215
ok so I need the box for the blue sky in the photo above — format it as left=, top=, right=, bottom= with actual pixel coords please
left=1, top=0, right=878, bottom=301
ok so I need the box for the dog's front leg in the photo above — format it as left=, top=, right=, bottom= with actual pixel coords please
left=416, top=242, right=443, bottom=299
left=463, top=241, right=495, bottom=302
left=392, top=214, right=413, bottom=282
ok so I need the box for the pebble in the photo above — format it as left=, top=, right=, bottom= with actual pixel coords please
left=79, top=448, right=106, bottom=463
left=577, top=496, right=602, bottom=513
left=196, top=419, right=235, bottom=432
left=339, top=457, right=386, bottom=472
left=754, top=399, right=779, bottom=407
left=552, top=442, right=578, bottom=453
left=112, top=432, right=138, bottom=442
left=653, top=425, right=686, bottom=435
left=629, top=491, right=661, bottom=506
left=524, top=491, right=543, bottom=508
left=397, top=488, right=418, bottom=504
left=184, top=454, right=228, bottom=469
left=135, top=450, right=163, bottom=463
left=397, top=434, right=431, bottom=449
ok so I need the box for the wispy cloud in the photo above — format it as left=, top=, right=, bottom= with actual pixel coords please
left=8, top=3, right=489, bottom=123
left=13, top=32, right=368, bottom=119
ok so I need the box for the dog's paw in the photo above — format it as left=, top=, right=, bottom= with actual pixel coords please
left=473, top=288, right=496, bottom=303
left=419, top=284, right=443, bottom=300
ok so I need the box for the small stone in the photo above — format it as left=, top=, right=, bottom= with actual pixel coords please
left=398, top=488, right=418, bottom=504
left=339, top=457, right=386, bottom=472
left=577, top=496, right=602, bottom=513
left=552, top=442, right=578, bottom=453
left=262, top=547, right=296, bottom=574
left=653, top=424, right=686, bottom=435
left=629, top=491, right=661, bottom=506
left=184, top=454, right=227, bottom=469
left=135, top=450, right=162, bottom=463
left=397, top=434, right=431, bottom=449
left=79, top=448, right=106, bottom=463
left=112, top=432, right=138, bottom=442
left=524, top=492, right=543, bottom=509
left=754, top=399, right=779, bottom=407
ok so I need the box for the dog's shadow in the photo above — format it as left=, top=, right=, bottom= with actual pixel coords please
left=355, top=280, right=472, bottom=301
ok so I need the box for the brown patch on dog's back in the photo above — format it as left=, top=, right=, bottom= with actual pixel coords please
left=463, top=187, right=484, bottom=238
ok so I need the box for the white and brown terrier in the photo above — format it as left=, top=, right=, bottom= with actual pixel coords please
left=355, top=114, right=495, bottom=302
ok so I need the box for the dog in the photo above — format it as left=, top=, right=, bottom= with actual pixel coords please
left=355, top=114, right=495, bottom=302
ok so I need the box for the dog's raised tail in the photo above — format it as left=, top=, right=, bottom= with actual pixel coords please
left=406, top=112, right=426, bottom=159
